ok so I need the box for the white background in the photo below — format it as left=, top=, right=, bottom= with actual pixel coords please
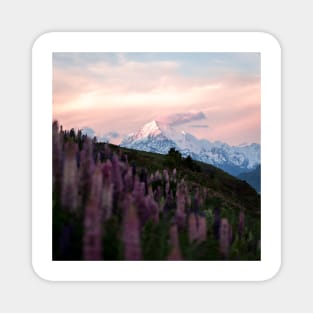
left=0, top=0, right=311, bottom=312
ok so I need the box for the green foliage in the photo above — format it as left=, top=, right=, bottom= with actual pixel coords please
left=141, top=218, right=170, bottom=260
left=163, top=147, right=182, bottom=169
left=183, top=155, right=201, bottom=172
left=102, top=216, right=124, bottom=260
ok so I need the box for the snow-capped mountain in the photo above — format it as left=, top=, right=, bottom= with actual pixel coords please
left=120, top=120, right=260, bottom=176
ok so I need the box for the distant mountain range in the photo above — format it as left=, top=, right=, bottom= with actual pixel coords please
left=120, top=120, right=260, bottom=177
left=82, top=120, right=261, bottom=192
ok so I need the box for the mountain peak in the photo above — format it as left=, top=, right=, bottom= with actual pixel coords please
left=135, top=120, right=162, bottom=139
left=145, top=120, right=160, bottom=130
left=120, top=120, right=261, bottom=176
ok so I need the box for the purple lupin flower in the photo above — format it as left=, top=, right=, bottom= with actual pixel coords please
left=101, top=160, right=113, bottom=221
left=52, top=121, right=63, bottom=196
left=111, top=154, right=123, bottom=193
left=165, top=181, right=170, bottom=195
left=154, top=185, right=162, bottom=203
left=139, top=168, right=148, bottom=195
left=219, top=218, right=230, bottom=259
left=148, top=185, right=154, bottom=197
left=104, top=143, right=111, bottom=159
left=192, top=189, right=200, bottom=213
left=188, top=213, right=198, bottom=243
left=78, top=137, right=95, bottom=206
left=122, top=194, right=141, bottom=260
left=198, top=215, right=207, bottom=243
left=154, top=170, right=161, bottom=181
left=188, top=213, right=207, bottom=243
left=124, top=167, right=134, bottom=192
left=163, top=169, right=169, bottom=182
left=61, top=141, right=78, bottom=212
left=83, top=166, right=103, bottom=260
left=132, top=178, right=149, bottom=225
left=176, top=182, right=187, bottom=229
left=228, top=223, right=233, bottom=245
left=101, top=160, right=113, bottom=217
left=213, top=207, right=221, bottom=240
left=149, top=173, right=155, bottom=183
left=238, top=211, right=245, bottom=238
left=102, top=182, right=113, bottom=221
left=102, top=159, right=112, bottom=178
left=172, top=168, right=177, bottom=179
left=167, top=223, right=182, bottom=260
left=89, top=165, right=103, bottom=207
left=145, top=194, right=159, bottom=223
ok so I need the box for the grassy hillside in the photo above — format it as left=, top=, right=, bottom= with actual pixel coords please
left=98, top=143, right=261, bottom=213
left=53, top=123, right=261, bottom=261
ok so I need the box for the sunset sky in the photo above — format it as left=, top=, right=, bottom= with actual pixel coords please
left=53, top=52, right=260, bottom=145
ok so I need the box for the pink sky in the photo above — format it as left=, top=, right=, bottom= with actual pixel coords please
left=53, top=53, right=260, bottom=145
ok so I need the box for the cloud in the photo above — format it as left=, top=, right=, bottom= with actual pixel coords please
left=81, top=127, right=96, bottom=138
left=105, top=131, right=119, bottom=139
left=190, top=124, right=209, bottom=128
left=157, top=111, right=206, bottom=126
left=98, top=131, right=120, bottom=143
left=53, top=53, right=260, bottom=145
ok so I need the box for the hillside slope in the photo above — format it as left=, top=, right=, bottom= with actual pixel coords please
left=96, top=143, right=260, bottom=213
left=53, top=123, right=261, bottom=261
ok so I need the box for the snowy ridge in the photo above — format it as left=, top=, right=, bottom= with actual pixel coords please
left=120, top=120, right=260, bottom=176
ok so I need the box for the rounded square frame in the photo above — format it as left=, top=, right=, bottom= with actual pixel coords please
left=32, top=32, right=281, bottom=281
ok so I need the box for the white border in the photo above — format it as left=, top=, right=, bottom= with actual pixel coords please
left=32, top=32, right=281, bottom=281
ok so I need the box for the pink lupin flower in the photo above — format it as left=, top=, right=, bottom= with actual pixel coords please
left=122, top=194, right=141, bottom=260
left=219, top=218, right=230, bottom=259
left=83, top=166, right=103, bottom=260
left=188, top=213, right=207, bottom=243
left=61, top=141, right=78, bottom=212
left=167, top=224, right=182, bottom=260
left=188, top=213, right=198, bottom=243
left=198, top=215, right=207, bottom=243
